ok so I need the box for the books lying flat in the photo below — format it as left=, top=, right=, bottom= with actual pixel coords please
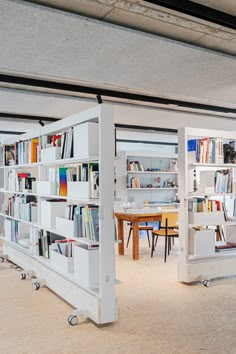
left=215, top=241, right=236, bottom=252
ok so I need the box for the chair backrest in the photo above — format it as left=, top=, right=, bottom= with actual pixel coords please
left=161, top=212, right=178, bottom=228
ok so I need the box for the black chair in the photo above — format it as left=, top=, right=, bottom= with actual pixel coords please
left=126, top=222, right=153, bottom=248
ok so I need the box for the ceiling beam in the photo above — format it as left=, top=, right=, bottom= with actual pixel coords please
left=0, top=74, right=235, bottom=115
left=115, top=124, right=177, bottom=134
left=145, top=0, right=236, bottom=30
left=117, top=139, right=177, bottom=146
left=0, top=112, right=59, bottom=122
left=0, top=130, right=24, bottom=135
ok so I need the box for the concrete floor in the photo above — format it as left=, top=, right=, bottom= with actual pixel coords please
left=1, top=238, right=236, bottom=354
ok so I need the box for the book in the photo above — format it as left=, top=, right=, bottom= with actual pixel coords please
left=215, top=241, right=236, bottom=252
left=59, top=167, right=68, bottom=196
left=31, top=138, right=39, bottom=163
left=5, top=145, right=15, bottom=166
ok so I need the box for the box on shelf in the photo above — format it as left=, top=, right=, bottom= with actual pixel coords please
left=56, top=217, right=76, bottom=238
left=189, top=229, right=215, bottom=257
left=50, top=247, right=74, bottom=273
left=41, top=146, right=61, bottom=162
left=188, top=212, right=225, bottom=225
left=74, top=244, right=99, bottom=289
left=67, top=181, right=90, bottom=199
left=40, top=199, right=67, bottom=229
left=73, top=122, right=98, bottom=159
left=36, top=181, right=56, bottom=195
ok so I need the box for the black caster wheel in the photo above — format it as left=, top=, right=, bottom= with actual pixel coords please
left=203, top=280, right=211, bottom=288
left=32, top=282, right=40, bottom=290
left=0, top=257, right=4, bottom=263
left=68, top=315, right=78, bottom=326
left=19, top=273, right=26, bottom=280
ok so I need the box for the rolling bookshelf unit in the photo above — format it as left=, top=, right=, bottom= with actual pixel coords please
left=125, top=151, right=178, bottom=206
left=178, top=127, right=236, bottom=285
left=0, top=105, right=116, bottom=325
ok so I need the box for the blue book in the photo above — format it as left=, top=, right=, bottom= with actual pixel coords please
left=89, top=207, right=99, bottom=242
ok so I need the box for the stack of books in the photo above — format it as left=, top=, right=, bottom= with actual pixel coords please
left=188, top=137, right=224, bottom=163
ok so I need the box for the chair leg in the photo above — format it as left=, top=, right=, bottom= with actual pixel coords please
left=154, top=235, right=158, bottom=247
left=126, top=226, right=132, bottom=248
left=164, top=235, right=167, bottom=263
left=146, top=230, right=151, bottom=247
left=172, top=237, right=174, bottom=246
left=151, top=234, right=155, bottom=257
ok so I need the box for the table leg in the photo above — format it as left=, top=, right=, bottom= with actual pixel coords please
left=117, top=219, right=124, bottom=255
left=132, top=221, right=139, bottom=260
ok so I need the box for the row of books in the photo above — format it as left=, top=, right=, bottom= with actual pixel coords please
left=6, top=170, right=36, bottom=192
left=127, top=160, right=145, bottom=171
left=55, top=163, right=99, bottom=197
left=215, top=169, right=234, bottom=194
left=127, top=176, right=141, bottom=188
left=5, top=220, right=29, bottom=245
left=188, top=137, right=224, bottom=164
left=189, top=198, right=227, bottom=215
left=7, top=195, right=38, bottom=223
left=1, top=128, right=74, bottom=166
left=63, top=203, right=99, bottom=241
left=37, top=230, right=67, bottom=259
left=195, top=169, right=236, bottom=194
left=127, top=160, right=178, bottom=172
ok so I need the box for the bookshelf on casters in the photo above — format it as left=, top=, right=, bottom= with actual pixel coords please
left=0, top=104, right=117, bottom=326
left=179, top=127, right=236, bottom=287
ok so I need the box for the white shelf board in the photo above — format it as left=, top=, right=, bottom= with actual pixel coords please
left=127, top=171, right=178, bottom=174
left=0, top=156, right=99, bottom=169
left=0, top=213, right=39, bottom=227
left=187, top=193, right=236, bottom=198
left=188, top=250, right=236, bottom=262
left=127, top=187, right=178, bottom=190
left=0, top=189, right=100, bottom=204
left=189, top=221, right=236, bottom=227
left=1, top=213, right=119, bottom=246
left=4, top=239, right=33, bottom=257
left=190, top=163, right=236, bottom=168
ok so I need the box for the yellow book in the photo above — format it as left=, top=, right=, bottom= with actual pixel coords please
left=31, top=138, right=39, bottom=163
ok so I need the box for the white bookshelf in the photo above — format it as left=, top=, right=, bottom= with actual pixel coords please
left=0, top=104, right=116, bottom=325
left=117, top=151, right=178, bottom=205
left=178, top=127, right=236, bottom=285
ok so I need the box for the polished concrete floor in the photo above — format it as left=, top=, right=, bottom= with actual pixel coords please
left=1, top=238, right=236, bottom=354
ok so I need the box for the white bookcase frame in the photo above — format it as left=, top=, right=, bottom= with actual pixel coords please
left=116, top=150, right=178, bottom=206
left=0, top=104, right=117, bottom=325
left=178, top=127, right=236, bottom=284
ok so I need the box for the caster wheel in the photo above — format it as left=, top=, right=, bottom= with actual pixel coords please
left=19, top=273, right=26, bottom=280
left=203, top=280, right=211, bottom=288
left=0, top=257, right=4, bottom=263
left=68, top=315, right=78, bottom=326
left=32, top=282, right=40, bottom=291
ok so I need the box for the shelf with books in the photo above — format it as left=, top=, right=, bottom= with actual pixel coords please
left=0, top=104, right=116, bottom=325
left=178, top=127, right=236, bottom=284
left=0, top=156, right=99, bottom=169
left=127, top=187, right=178, bottom=190
left=127, top=171, right=178, bottom=175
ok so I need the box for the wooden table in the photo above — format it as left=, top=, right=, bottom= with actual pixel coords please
left=114, top=211, right=163, bottom=260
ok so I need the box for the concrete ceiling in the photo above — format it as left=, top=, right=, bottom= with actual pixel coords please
left=0, top=1, right=235, bottom=108
left=0, top=0, right=235, bottom=138
left=26, top=0, right=236, bottom=55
